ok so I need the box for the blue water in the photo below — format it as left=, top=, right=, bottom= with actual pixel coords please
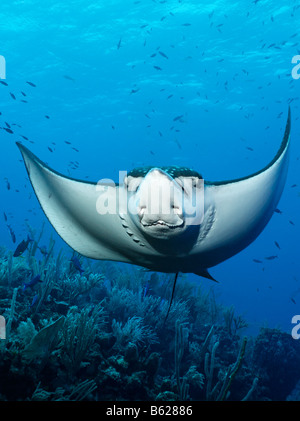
left=0, top=0, right=299, bottom=337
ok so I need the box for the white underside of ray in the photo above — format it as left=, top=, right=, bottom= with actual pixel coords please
left=17, top=109, right=290, bottom=276
left=17, top=144, right=142, bottom=262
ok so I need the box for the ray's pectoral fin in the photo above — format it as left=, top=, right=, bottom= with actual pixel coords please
left=200, top=107, right=291, bottom=268
left=16, top=142, right=132, bottom=263
left=16, top=106, right=291, bottom=278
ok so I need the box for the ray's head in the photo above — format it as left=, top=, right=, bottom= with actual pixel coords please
left=124, top=166, right=204, bottom=240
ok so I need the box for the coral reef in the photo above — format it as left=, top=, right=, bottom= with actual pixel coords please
left=0, top=229, right=299, bottom=401
left=252, top=327, right=300, bottom=400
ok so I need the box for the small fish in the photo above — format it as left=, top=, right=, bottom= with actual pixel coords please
left=30, top=294, right=39, bottom=307
left=38, top=245, right=48, bottom=256
left=3, top=127, right=13, bottom=134
left=265, top=255, right=278, bottom=260
left=10, top=92, right=16, bottom=100
left=130, top=88, right=140, bottom=94
left=159, top=51, right=168, bottom=59
left=26, top=81, right=36, bottom=87
left=65, top=141, right=71, bottom=144
left=13, top=235, right=33, bottom=257
left=173, top=115, right=183, bottom=122
left=71, top=256, right=84, bottom=275
left=291, top=297, right=296, bottom=305
left=63, top=75, right=75, bottom=81
left=23, top=274, right=42, bottom=292
left=153, top=66, right=162, bottom=71
left=21, top=91, right=27, bottom=97
left=253, top=259, right=263, bottom=263
left=174, top=138, right=182, bottom=149
left=246, top=146, right=254, bottom=151
left=4, top=178, right=10, bottom=190
left=289, top=220, right=295, bottom=226
left=0, top=81, right=8, bottom=86
left=45, top=115, right=50, bottom=119
left=274, top=208, right=282, bottom=214
left=3, top=212, right=7, bottom=222
left=117, top=38, right=122, bottom=49
left=7, top=224, right=16, bottom=243
left=274, top=241, right=280, bottom=250
left=48, top=147, right=53, bottom=152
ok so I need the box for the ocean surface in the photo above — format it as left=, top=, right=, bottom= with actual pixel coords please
left=0, top=0, right=300, bottom=402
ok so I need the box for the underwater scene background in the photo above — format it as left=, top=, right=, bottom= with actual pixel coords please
left=0, top=0, right=300, bottom=402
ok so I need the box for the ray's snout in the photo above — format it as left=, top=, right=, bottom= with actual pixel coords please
left=136, top=168, right=184, bottom=228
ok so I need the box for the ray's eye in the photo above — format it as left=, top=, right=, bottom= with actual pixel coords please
left=131, top=185, right=139, bottom=192
left=175, top=179, right=185, bottom=194
left=178, top=182, right=187, bottom=195
left=125, top=180, right=141, bottom=192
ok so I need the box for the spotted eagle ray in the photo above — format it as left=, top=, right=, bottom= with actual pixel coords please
left=16, top=108, right=291, bottom=281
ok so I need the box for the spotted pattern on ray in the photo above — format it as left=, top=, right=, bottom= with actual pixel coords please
left=128, top=165, right=202, bottom=179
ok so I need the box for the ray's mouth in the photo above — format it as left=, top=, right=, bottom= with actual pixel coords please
left=141, top=219, right=184, bottom=229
